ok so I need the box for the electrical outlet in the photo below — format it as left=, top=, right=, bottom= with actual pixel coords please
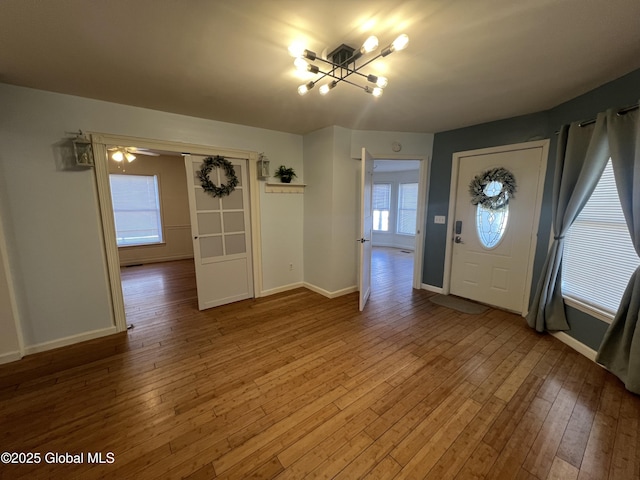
left=434, top=215, right=446, bottom=224
left=289, top=263, right=293, bottom=271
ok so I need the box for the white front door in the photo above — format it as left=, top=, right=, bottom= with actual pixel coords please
left=450, top=142, right=547, bottom=313
left=185, top=155, right=254, bottom=310
left=358, top=148, right=374, bottom=311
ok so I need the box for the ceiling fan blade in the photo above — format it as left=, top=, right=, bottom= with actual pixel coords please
left=127, top=147, right=160, bottom=156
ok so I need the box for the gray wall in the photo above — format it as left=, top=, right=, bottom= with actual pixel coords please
left=423, top=68, right=640, bottom=350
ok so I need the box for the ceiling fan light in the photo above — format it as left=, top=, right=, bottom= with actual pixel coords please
left=112, top=150, right=124, bottom=162
left=125, top=152, right=136, bottom=162
left=361, top=35, right=379, bottom=53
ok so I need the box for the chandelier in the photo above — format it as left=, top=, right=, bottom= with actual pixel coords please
left=289, top=33, right=409, bottom=97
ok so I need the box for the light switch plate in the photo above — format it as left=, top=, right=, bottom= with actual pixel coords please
left=434, top=215, right=446, bottom=224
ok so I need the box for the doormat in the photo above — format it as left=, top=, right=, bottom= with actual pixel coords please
left=429, top=294, right=489, bottom=315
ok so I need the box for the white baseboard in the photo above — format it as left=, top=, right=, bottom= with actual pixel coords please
left=0, top=350, right=22, bottom=365
left=550, top=331, right=598, bottom=362
left=422, top=284, right=444, bottom=294
left=303, top=282, right=358, bottom=299
left=24, top=326, right=118, bottom=356
left=261, top=282, right=305, bottom=297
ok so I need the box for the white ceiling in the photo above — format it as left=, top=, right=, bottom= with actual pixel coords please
left=1, top=1, right=639, bottom=135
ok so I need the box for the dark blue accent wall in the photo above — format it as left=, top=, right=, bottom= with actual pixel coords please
left=424, top=68, right=640, bottom=350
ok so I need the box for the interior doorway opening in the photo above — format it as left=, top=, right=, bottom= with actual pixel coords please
left=105, top=145, right=197, bottom=329
left=369, top=159, right=422, bottom=300
left=91, top=133, right=263, bottom=333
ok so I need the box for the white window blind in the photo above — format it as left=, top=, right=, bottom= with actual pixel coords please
left=110, top=174, right=164, bottom=247
left=397, top=183, right=418, bottom=235
left=562, top=159, right=639, bottom=315
left=373, top=183, right=391, bottom=231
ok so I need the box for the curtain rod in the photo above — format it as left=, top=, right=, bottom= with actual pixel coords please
left=554, top=103, right=639, bottom=134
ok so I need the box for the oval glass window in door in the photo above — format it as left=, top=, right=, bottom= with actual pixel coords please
left=476, top=181, right=509, bottom=249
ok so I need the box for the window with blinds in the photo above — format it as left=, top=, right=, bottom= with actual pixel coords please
left=373, top=183, right=391, bottom=231
left=109, top=174, right=164, bottom=247
left=397, top=183, right=418, bottom=235
left=562, top=159, right=639, bottom=316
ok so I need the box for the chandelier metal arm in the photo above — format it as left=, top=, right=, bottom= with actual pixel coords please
left=310, top=52, right=384, bottom=88
left=310, top=68, right=366, bottom=92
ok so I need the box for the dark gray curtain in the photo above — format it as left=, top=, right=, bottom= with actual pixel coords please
left=596, top=107, right=640, bottom=393
left=526, top=113, right=609, bottom=332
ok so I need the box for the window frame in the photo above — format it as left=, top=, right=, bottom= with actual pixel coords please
left=561, top=158, right=639, bottom=324
left=373, top=182, right=392, bottom=232
left=396, top=182, right=418, bottom=236
left=109, top=173, right=165, bottom=248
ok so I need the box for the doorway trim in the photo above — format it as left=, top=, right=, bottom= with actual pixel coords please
left=368, top=153, right=430, bottom=290
left=90, top=133, right=262, bottom=333
left=442, top=140, right=549, bottom=315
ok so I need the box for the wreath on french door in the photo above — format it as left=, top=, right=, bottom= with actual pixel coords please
left=197, top=156, right=239, bottom=198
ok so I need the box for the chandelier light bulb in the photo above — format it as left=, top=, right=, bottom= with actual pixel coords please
left=372, top=87, right=383, bottom=97
left=288, top=42, right=306, bottom=57
left=297, top=81, right=314, bottom=96
left=319, top=81, right=337, bottom=95
left=367, top=74, right=388, bottom=88
left=361, top=35, right=379, bottom=53
left=112, top=150, right=124, bottom=162
left=391, top=34, right=409, bottom=51
left=294, top=57, right=308, bottom=71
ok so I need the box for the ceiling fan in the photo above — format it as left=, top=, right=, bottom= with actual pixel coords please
left=107, top=146, right=160, bottom=162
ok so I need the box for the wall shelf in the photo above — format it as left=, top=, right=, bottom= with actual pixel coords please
left=265, top=182, right=306, bottom=194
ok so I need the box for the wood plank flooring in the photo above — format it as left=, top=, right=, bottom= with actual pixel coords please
left=1, top=247, right=639, bottom=479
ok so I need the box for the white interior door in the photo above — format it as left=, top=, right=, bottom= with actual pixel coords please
left=358, top=148, right=374, bottom=311
left=450, top=144, right=546, bottom=313
left=185, top=155, right=254, bottom=310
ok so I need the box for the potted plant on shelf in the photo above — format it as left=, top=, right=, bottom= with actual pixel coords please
left=274, top=165, right=297, bottom=183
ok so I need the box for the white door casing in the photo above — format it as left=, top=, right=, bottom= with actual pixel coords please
left=358, top=148, right=374, bottom=311
left=185, top=155, right=254, bottom=310
left=447, top=141, right=548, bottom=314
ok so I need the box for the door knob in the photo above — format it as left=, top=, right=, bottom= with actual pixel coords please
left=455, top=236, right=464, bottom=244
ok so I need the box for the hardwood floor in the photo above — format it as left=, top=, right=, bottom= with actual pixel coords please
left=1, top=248, right=639, bottom=479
